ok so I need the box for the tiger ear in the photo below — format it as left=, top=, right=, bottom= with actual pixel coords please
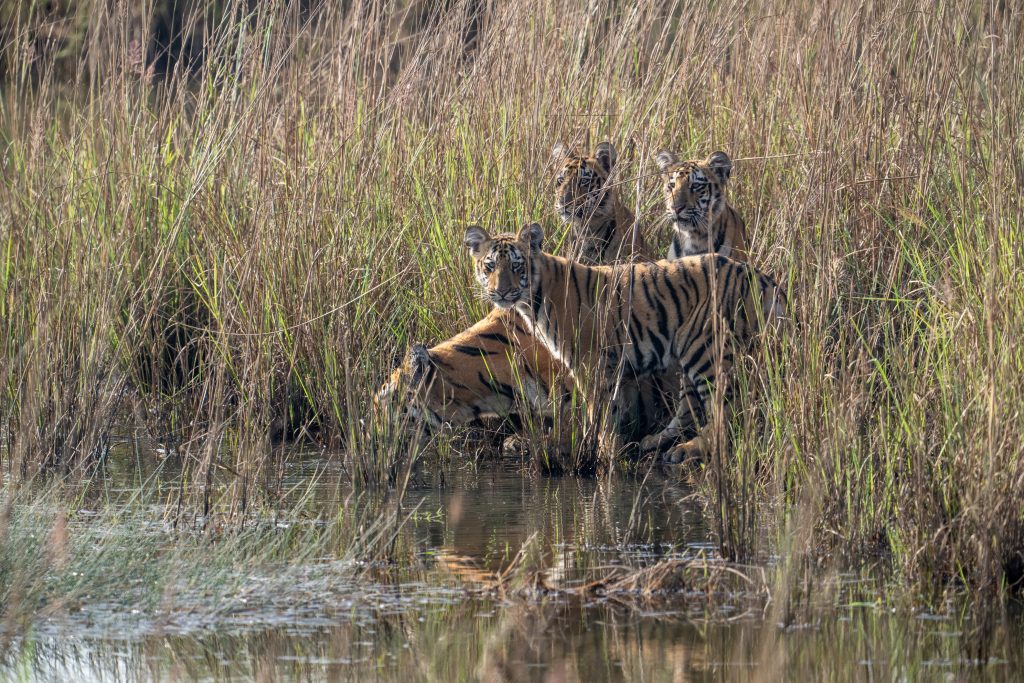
left=706, top=151, right=732, bottom=182
left=655, top=150, right=678, bottom=172
left=464, top=225, right=490, bottom=257
left=404, top=344, right=432, bottom=386
left=518, top=222, right=544, bottom=253
left=550, top=142, right=570, bottom=164
left=594, top=142, right=617, bottom=174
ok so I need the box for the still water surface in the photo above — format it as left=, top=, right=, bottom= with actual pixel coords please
left=5, top=452, right=1022, bottom=681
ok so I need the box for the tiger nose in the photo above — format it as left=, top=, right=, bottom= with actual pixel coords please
left=497, top=288, right=521, bottom=301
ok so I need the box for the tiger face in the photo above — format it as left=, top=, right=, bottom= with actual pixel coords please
left=655, top=150, right=732, bottom=237
left=551, top=142, right=616, bottom=223
left=464, top=224, right=542, bottom=310
left=376, top=344, right=442, bottom=430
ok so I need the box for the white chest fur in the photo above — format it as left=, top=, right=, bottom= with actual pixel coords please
left=514, top=303, right=569, bottom=369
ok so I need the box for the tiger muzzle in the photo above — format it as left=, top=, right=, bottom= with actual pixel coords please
left=490, top=288, right=522, bottom=305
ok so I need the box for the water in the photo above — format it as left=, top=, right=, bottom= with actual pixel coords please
left=4, top=450, right=1023, bottom=681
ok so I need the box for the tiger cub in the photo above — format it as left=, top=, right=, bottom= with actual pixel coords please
left=378, top=311, right=562, bottom=431
left=379, top=143, right=662, bottom=443
left=464, top=222, right=784, bottom=463
left=552, top=142, right=651, bottom=264
left=655, top=150, right=748, bottom=261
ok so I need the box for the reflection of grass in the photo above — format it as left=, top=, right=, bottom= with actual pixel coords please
left=1, top=472, right=1022, bottom=678
left=0, top=0, right=1022, bottom=628
left=8, top=596, right=1022, bottom=681
left=0, top=479, right=412, bottom=646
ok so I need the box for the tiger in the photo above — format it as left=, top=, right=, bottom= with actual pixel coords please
left=377, top=309, right=565, bottom=432
left=378, top=143, right=664, bottom=452
left=551, top=142, right=651, bottom=264
left=463, top=222, right=785, bottom=463
left=649, top=149, right=753, bottom=458
left=655, top=150, right=748, bottom=262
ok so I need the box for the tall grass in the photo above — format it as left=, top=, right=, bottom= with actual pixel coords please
left=0, top=0, right=1022, bottom=614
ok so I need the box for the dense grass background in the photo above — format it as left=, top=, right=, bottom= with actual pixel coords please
left=1, top=0, right=1022, bottom=619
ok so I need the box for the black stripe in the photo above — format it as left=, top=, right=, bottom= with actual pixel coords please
left=675, top=303, right=706, bottom=357
left=680, top=268, right=697, bottom=308
left=453, top=344, right=497, bottom=357
left=713, top=221, right=726, bottom=252
left=531, top=272, right=544, bottom=318
left=479, top=372, right=516, bottom=399
left=478, top=332, right=511, bottom=345
left=643, top=275, right=670, bottom=342
left=628, top=312, right=647, bottom=368
left=629, top=311, right=646, bottom=343
left=662, top=269, right=683, bottom=321
left=600, top=218, right=616, bottom=256
left=690, top=354, right=714, bottom=381
left=640, top=275, right=657, bottom=310
left=647, top=332, right=664, bottom=368
left=548, top=302, right=560, bottom=348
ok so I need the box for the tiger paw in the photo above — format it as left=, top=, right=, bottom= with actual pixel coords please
left=639, top=429, right=678, bottom=457
left=661, top=437, right=706, bottom=464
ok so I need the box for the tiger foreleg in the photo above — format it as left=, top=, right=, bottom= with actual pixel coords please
left=638, top=375, right=703, bottom=458
left=661, top=435, right=707, bottom=464
left=658, top=349, right=737, bottom=464
left=590, top=378, right=639, bottom=461
left=661, top=393, right=735, bottom=463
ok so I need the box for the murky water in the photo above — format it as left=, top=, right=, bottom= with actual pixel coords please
left=4, top=450, right=1023, bottom=681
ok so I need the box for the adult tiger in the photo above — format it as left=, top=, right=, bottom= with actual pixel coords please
left=378, top=143, right=662, bottom=448
left=463, top=222, right=784, bottom=463
left=655, top=150, right=748, bottom=261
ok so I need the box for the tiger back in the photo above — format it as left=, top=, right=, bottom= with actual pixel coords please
left=378, top=310, right=561, bottom=429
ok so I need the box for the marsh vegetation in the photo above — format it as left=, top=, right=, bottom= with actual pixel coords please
left=1, top=0, right=1022, bottom=678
